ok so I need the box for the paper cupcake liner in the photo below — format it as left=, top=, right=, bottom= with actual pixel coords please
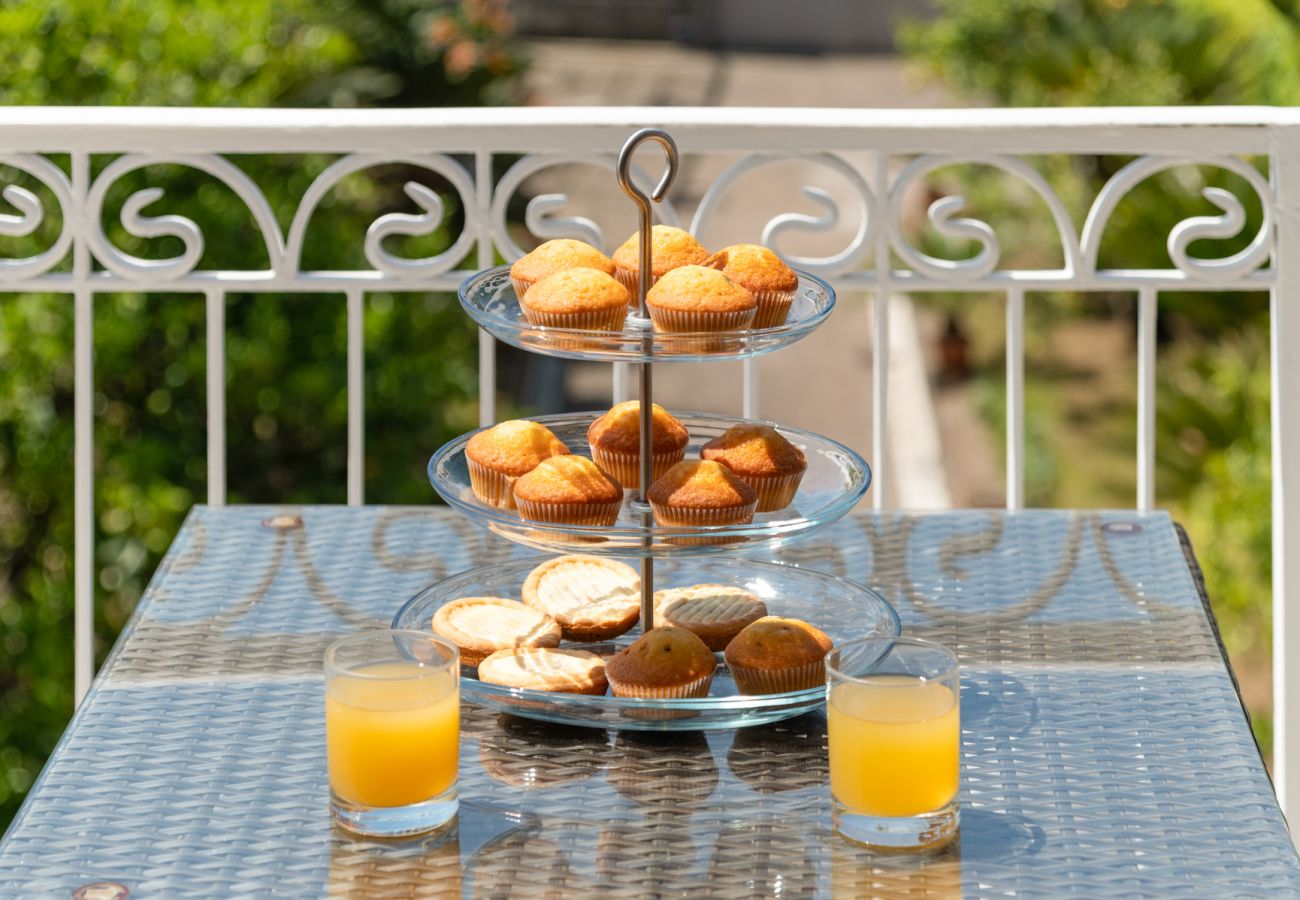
left=613, top=266, right=660, bottom=307
left=650, top=500, right=757, bottom=546
left=518, top=303, right=627, bottom=333
left=739, top=470, right=805, bottom=513
left=510, top=275, right=535, bottom=304
left=647, top=306, right=756, bottom=334
left=514, top=498, right=622, bottom=528
left=607, top=671, right=713, bottom=700
left=590, top=445, right=687, bottom=490
left=751, top=288, right=797, bottom=329
left=467, top=459, right=518, bottom=510
left=729, top=658, right=826, bottom=695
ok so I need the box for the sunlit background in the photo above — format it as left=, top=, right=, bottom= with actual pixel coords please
left=0, top=0, right=1285, bottom=828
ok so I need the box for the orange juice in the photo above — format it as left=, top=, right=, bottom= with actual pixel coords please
left=828, top=676, right=959, bottom=817
left=326, top=661, right=459, bottom=808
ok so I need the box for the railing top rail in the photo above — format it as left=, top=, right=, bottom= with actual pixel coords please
left=1, top=105, right=1297, bottom=153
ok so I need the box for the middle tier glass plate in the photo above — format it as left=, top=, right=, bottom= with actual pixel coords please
left=459, top=264, right=835, bottom=362
left=392, top=556, right=901, bottom=731
left=428, top=411, right=871, bottom=557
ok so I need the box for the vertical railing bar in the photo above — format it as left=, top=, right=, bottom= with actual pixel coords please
left=73, top=288, right=93, bottom=707
left=346, top=288, right=365, bottom=506
left=72, top=150, right=92, bottom=707
left=1137, top=287, right=1157, bottom=512
left=742, top=357, right=758, bottom=419
left=1271, top=127, right=1300, bottom=835
left=612, top=363, right=629, bottom=405
left=476, top=151, right=496, bottom=427
left=872, top=152, right=890, bottom=510
left=205, top=289, right=226, bottom=506
left=1006, top=287, right=1025, bottom=510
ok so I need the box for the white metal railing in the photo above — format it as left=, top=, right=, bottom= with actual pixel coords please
left=0, top=105, right=1296, bottom=826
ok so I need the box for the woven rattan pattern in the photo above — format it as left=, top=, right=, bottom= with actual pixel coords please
left=1, top=507, right=1297, bottom=896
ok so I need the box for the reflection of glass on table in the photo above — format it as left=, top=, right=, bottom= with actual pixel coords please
left=328, top=825, right=462, bottom=895
left=325, top=629, right=460, bottom=837
left=830, top=825, right=963, bottom=898
left=827, top=637, right=960, bottom=850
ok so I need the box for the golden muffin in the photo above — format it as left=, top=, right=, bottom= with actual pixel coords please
left=605, top=626, right=717, bottom=699
left=612, top=224, right=709, bottom=303
left=522, top=555, right=641, bottom=642
left=703, top=244, right=799, bottom=328
left=587, top=401, right=689, bottom=490
left=476, top=647, right=608, bottom=695
left=700, top=423, right=808, bottom=512
left=654, top=584, right=768, bottom=651
left=431, top=596, right=562, bottom=667
left=510, top=238, right=616, bottom=300
left=512, top=455, right=624, bottom=527
left=724, top=616, right=833, bottom=694
left=520, top=267, right=629, bottom=334
left=647, top=460, right=758, bottom=540
left=645, top=265, right=756, bottom=338
left=465, top=419, right=570, bottom=509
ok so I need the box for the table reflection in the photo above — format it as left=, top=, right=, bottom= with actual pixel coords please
left=327, top=824, right=461, bottom=897
left=830, top=829, right=963, bottom=899
left=478, top=714, right=611, bottom=790
left=608, top=732, right=719, bottom=810
left=728, top=712, right=827, bottom=794
left=710, top=817, right=817, bottom=897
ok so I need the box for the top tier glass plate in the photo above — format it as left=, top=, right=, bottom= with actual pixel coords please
left=459, top=265, right=835, bottom=362
left=428, top=411, right=871, bottom=557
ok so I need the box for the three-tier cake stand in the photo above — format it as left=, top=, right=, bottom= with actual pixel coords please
left=395, top=129, right=900, bottom=731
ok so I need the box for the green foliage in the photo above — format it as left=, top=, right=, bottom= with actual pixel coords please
left=0, top=1, right=355, bottom=107
left=902, top=1, right=1282, bottom=753
left=899, top=0, right=1300, bottom=107
left=1158, top=332, right=1272, bottom=656
left=0, top=1, right=525, bottom=829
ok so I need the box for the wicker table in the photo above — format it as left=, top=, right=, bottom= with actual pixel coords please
left=1, top=506, right=1297, bottom=897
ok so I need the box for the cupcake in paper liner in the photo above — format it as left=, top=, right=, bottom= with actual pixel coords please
left=509, top=239, right=615, bottom=302
left=512, top=456, right=624, bottom=528
left=611, top=225, right=709, bottom=305
left=646, top=265, right=756, bottom=346
left=700, top=423, right=808, bottom=513
left=519, top=267, right=630, bottom=335
left=587, top=400, right=689, bottom=490
left=605, top=626, right=717, bottom=700
left=703, top=244, right=798, bottom=329
left=648, top=460, right=757, bottom=545
left=724, top=616, right=833, bottom=695
left=465, top=419, right=571, bottom=510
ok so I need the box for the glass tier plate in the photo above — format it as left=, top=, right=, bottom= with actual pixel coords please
left=392, top=556, right=900, bottom=731
left=428, top=411, right=870, bottom=557
left=458, top=265, right=835, bottom=362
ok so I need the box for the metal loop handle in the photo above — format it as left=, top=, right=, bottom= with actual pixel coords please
left=616, top=128, right=679, bottom=319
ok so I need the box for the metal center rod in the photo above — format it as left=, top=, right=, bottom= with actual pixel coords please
left=615, top=128, right=679, bottom=633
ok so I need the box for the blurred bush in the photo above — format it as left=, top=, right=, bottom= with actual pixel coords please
left=0, top=0, right=525, bottom=828
left=901, top=0, right=1281, bottom=748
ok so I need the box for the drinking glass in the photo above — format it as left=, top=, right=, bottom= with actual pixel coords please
left=325, top=630, right=460, bottom=837
left=826, top=637, right=960, bottom=849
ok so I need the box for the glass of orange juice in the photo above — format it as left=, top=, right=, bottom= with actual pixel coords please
left=826, top=637, right=960, bottom=850
left=325, top=629, right=460, bottom=837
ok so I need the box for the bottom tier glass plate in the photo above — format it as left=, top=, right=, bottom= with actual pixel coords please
left=392, top=557, right=900, bottom=732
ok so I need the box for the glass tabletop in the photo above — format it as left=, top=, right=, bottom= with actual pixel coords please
left=1, top=507, right=1295, bottom=897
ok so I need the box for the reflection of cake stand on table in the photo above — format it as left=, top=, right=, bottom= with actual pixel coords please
left=395, top=128, right=899, bottom=731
